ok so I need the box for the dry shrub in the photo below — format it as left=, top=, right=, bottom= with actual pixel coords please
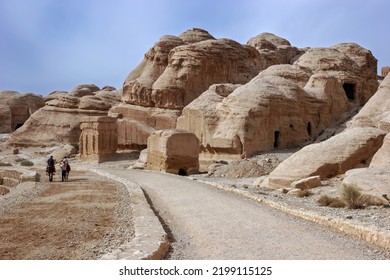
left=358, top=194, right=385, bottom=207
left=328, top=198, right=346, bottom=208
left=296, top=190, right=313, bottom=198
left=318, top=184, right=386, bottom=209
left=341, top=183, right=363, bottom=209
left=341, top=183, right=386, bottom=209
left=317, top=195, right=332, bottom=206
left=317, top=195, right=346, bottom=208
left=20, top=159, right=34, bottom=166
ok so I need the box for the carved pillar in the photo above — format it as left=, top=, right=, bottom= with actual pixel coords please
left=80, top=116, right=118, bottom=162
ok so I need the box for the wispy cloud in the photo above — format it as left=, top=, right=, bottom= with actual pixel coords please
left=0, top=0, right=388, bottom=94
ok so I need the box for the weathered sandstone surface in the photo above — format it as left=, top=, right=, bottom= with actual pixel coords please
left=266, top=75, right=390, bottom=202
left=178, top=42, right=378, bottom=158
left=147, top=129, right=199, bottom=175
left=79, top=116, right=118, bottom=163
left=348, top=74, right=390, bottom=131
left=5, top=85, right=120, bottom=147
left=0, top=91, right=45, bottom=133
left=111, top=28, right=301, bottom=149
left=266, top=127, right=385, bottom=188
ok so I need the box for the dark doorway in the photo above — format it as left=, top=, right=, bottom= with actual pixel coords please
left=307, top=122, right=312, bottom=137
left=273, top=131, right=280, bottom=149
left=15, top=123, right=24, bottom=130
left=343, top=83, right=355, bottom=101
left=178, top=168, right=187, bottom=176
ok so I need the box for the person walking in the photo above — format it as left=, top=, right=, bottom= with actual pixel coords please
left=60, top=160, right=68, bottom=182
left=46, top=156, right=56, bottom=182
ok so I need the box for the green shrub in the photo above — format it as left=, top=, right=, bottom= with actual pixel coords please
left=20, top=160, right=34, bottom=166
left=0, top=162, right=12, bottom=167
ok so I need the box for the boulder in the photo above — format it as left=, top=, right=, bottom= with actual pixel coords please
left=147, top=129, right=199, bottom=175
left=349, top=74, right=390, bottom=131
left=291, top=176, right=321, bottom=190
left=50, top=144, right=78, bottom=161
left=339, top=132, right=390, bottom=203
left=341, top=168, right=390, bottom=204
left=370, top=133, right=390, bottom=167
left=266, top=127, right=386, bottom=188
left=130, top=149, right=148, bottom=169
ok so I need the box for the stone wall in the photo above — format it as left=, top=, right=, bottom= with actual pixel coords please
left=147, top=129, right=199, bottom=175
left=79, top=116, right=118, bottom=163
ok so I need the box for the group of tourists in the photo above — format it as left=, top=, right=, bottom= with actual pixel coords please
left=46, top=155, right=71, bottom=182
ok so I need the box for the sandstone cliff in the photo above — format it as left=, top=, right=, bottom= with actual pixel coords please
left=5, top=85, right=121, bottom=147
left=178, top=43, right=378, bottom=158
left=267, top=75, right=390, bottom=196
left=0, top=91, right=45, bottom=133
left=111, top=28, right=302, bottom=149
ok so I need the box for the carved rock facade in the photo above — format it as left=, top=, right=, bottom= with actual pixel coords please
left=178, top=43, right=379, bottom=158
left=266, top=75, right=390, bottom=199
left=147, top=129, right=199, bottom=175
left=79, top=116, right=118, bottom=163
left=110, top=29, right=300, bottom=149
left=0, top=91, right=45, bottom=133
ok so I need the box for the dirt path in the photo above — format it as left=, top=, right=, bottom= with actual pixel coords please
left=0, top=170, right=134, bottom=260
left=103, top=168, right=388, bottom=260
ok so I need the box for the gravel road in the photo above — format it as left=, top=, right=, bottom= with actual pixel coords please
left=104, top=169, right=388, bottom=260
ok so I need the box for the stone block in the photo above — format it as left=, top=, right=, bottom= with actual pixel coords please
left=147, top=129, right=199, bottom=175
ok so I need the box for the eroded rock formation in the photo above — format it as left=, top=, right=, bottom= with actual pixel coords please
left=5, top=85, right=121, bottom=147
left=178, top=42, right=378, bottom=158
left=266, top=127, right=385, bottom=188
left=266, top=75, right=390, bottom=196
left=147, top=129, right=199, bottom=175
left=110, top=28, right=301, bottom=149
left=79, top=116, right=118, bottom=162
left=0, top=91, right=45, bottom=133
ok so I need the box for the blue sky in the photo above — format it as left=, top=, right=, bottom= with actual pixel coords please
left=0, top=0, right=388, bottom=95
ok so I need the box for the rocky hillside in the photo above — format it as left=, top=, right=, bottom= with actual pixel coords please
left=2, top=28, right=382, bottom=160
left=0, top=91, right=45, bottom=133
left=265, top=74, right=390, bottom=202
left=5, top=85, right=121, bottom=147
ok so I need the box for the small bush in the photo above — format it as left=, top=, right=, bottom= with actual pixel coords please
left=317, top=195, right=332, bottom=206
left=296, top=190, right=313, bottom=198
left=20, top=160, right=34, bottom=166
left=341, top=183, right=363, bottom=209
left=317, top=195, right=346, bottom=208
left=0, top=162, right=12, bottom=167
left=328, top=198, right=346, bottom=208
left=358, top=194, right=385, bottom=207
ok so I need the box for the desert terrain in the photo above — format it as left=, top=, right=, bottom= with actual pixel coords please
left=1, top=29, right=390, bottom=259
left=1, top=134, right=389, bottom=259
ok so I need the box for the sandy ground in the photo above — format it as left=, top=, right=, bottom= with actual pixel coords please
left=0, top=169, right=134, bottom=260
left=1, top=133, right=389, bottom=259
